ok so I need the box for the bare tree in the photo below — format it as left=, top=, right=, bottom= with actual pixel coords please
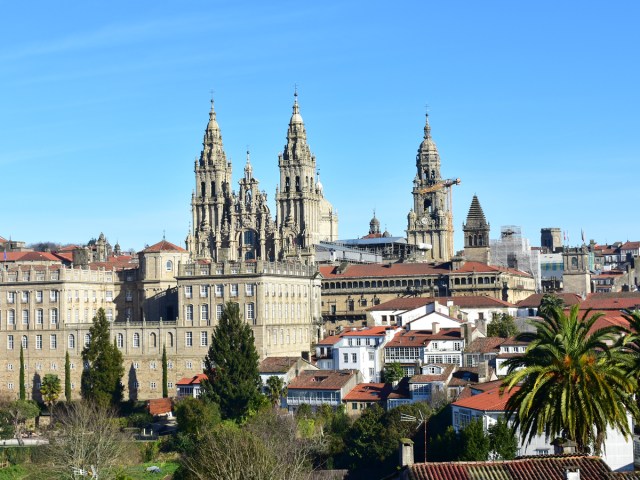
left=35, top=401, right=131, bottom=480
left=180, top=411, right=315, bottom=480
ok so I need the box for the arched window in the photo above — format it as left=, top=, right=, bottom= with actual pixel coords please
left=117, top=333, right=124, bottom=349
left=22, top=335, right=28, bottom=349
left=84, top=334, right=91, bottom=347
left=133, top=333, right=140, bottom=348
left=186, top=305, right=194, bottom=321
left=167, top=332, right=174, bottom=348
left=68, top=334, right=75, bottom=349
left=150, top=332, right=157, bottom=348
left=166, top=260, right=173, bottom=272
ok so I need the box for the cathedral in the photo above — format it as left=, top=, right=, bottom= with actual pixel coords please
left=187, top=93, right=338, bottom=264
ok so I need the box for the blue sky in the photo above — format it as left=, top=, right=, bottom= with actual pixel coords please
left=1, top=1, right=639, bottom=252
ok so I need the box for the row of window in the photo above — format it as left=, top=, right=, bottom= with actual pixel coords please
left=0, top=307, right=116, bottom=326
left=266, top=327, right=308, bottom=346
left=184, top=284, right=255, bottom=299
left=4, top=290, right=115, bottom=303
left=4, top=271, right=60, bottom=282
left=6, top=333, right=89, bottom=350
left=342, top=352, right=376, bottom=363
left=184, top=303, right=255, bottom=323
left=263, top=283, right=308, bottom=298
left=263, top=302, right=306, bottom=321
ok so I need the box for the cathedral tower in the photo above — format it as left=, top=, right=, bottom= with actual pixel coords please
left=463, top=195, right=490, bottom=264
left=406, top=114, right=454, bottom=262
left=275, top=92, right=337, bottom=261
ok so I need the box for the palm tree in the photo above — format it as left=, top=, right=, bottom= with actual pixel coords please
left=538, top=293, right=565, bottom=318
left=618, top=309, right=640, bottom=396
left=266, top=376, right=287, bottom=408
left=501, top=304, right=639, bottom=454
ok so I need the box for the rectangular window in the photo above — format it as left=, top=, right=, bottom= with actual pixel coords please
left=50, top=335, right=57, bottom=350
left=36, top=291, right=43, bottom=303
left=50, top=309, right=58, bottom=324
left=125, top=290, right=133, bottom=302
left=106, top=291, right=113, bottom=302
left=185, top=332, right=193, bottom=347
left=7, top=335, right=14, bottom=350
left=245, top=284, right=254, bottom=296
left=150, top=382, right=157, bottom=390
left=368, top=352, right=374, bottom=361
left=106, top=309, right=113, bottom=322
left=343, top=353, right=348, bottom=363
left=201, top=305, right=209, bottom=321
left=36, top=335, right=42, bottom=350
left=216, top=304, right=223, bottom=321
left=22, top=310, right=29, bottom=324
left=21, top=291, right=29, bottom=303
left=201, top=331, right=208, bottom=347
left=230, top=284, right=238, bottom=297
left=247, top=303, right=255, bottom=322
left=50, top=290, right=59, bottom=302
left=352, top=353, right=357, bottom=363
left=200, top=285, right=208, bottom=298
left=185, top=286, right=193, bottom=298
left=7, top=292, right=15, bottom=304
left=212, top=284, right=221, bottom=297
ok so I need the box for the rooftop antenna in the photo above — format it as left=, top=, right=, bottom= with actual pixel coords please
left=163, top=230, right=166, bottom=241
left=401, top=410, right=427, bottom=462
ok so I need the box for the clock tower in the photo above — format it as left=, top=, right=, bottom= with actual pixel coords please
left=406, top=113, right=454, bottom=262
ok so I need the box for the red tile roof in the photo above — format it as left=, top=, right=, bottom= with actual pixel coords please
left=452, top=385, right=517, bottom=412
left=385, top=328, right=462, bottom=348
left=580, top=293, right=640, bottom=311
left=258, top=357, right=300, bottom=374
left=409, top=364, right=456, bottom=383
left=2, top=251, right=61, bottom=262
left=452, top=261, right=532, bottom=277
left=176, top=373, right=208, bottom=386
left=368, top=295, right=515, bottom=312
left=143, top=240, right=187, bottom=253
left=317, top=334, right=343, bottom=346
left=287, top=370, right=357, bottom=391
left=516, top=293, right=583, bottom=308
left=147, top=398, right=173, bottom=416
left=464, top=337, right=505, bottom=354
left=407, top=455, right=613, bottom=480
left=343, top=383, right=392, bottom=402
left=620, top=241, right=640, bottom=250
left=341, top=326, right=395, bottom=337
left=319, top=263, right=445, bottom=279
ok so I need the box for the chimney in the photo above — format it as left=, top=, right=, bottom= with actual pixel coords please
left=565, top=468, right=580, bottom=480
left=399, top=438, right=414, bottom=467
left=432, top=322, right=440, bottom=334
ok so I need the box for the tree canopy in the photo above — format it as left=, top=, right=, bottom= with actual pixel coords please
left=203, top=302, right=261, bottom=420
left=81, top=308, right=124, bottom=408
left=501, top=304, right=639, bottom=454
left=487, top=313, right=518, bottom=338
left=40, top=374, right=62, bottom=410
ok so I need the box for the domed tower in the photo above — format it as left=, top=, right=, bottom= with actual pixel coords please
left=275, top=92, right=337, bottom=261
left=369, top=211, right=381, bottom=236
left=190, top=98, right=234, bottom=261
left=463, top=195, right=491, bottom=264
left=406, top=113, right=455, bottom=262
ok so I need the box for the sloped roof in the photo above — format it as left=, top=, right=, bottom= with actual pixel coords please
left=385, top=328, right=462, bottom=348
left=176, top=373, right=208, bottom=386
left=409, top=364, right=456, bottom=384
left=407, top=455, right=613, bottom=480
left=452, top=385, right=517, bottom=412
left=580, top=292, right=640, bottom=311
left=516, top=293, right=583, bottom=308
left=142, top=240, right=187, bottom=253
left=317, top=334, right=343, bottom=346
left=259, top=357, right=300, bottom=374
left=464, top=195, right=489, bottom=229
left=319, top=263, right=445, bottom=279
left=343, top=383, right=392, bottom=402
left=464, top=337, right=505, bottom=354
left=287, top=370, right=357, bottom=391
left=368, top=296, right=515, bottom=312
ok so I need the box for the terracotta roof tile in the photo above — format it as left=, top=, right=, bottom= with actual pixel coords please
left=176, top=373, right=208, bottom=386
left=317, top=334, right=343, bottom=346
left=368, top=295, right=515, bottom=312
left=580, top=292, right=640, bottom=311
left=452, top=385, right=517, bottom=411
left=409, top=364, right=456, bottom=383
left=143, top=240, right=187, bottom=253
left=319, top=262, right=446, bottom=279
left=384, top=328, right=462, bottom=348
left=464, top=337, right=505, bottom=354
left=407, top=455, right=613, bottom=480
left=343, top=383, right=392, bottom=402
left=287, top=370, right=357, bottom=391
left=259, top=357, right=300, bottom=374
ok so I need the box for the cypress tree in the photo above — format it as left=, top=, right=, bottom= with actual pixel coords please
left=19, top=345, right=25, bottom=400
left=162, top=344, right=168, bottom=398
left=81, top=308, right=124, bottom=408
left=203, top=302, right=261, bottom=420
left=65, top=351, right=72, bottom=401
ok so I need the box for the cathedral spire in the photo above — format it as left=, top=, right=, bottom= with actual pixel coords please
left=465, top=195, right=488, bottom=229
left=200, top=97, right=227, bottom=166
left=244, top=150, right=253, bottom=179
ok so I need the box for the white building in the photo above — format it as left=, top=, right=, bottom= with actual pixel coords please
left=451, top=385, right=635, bottom=472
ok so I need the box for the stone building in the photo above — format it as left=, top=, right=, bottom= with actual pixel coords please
left=0, top=94, right=332, bottom=401
left=406, top=114, right=455, bottom=262
left=462, top=196, right=490, bottom=264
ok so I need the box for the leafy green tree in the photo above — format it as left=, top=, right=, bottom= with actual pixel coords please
left=488, top=417, right=518, bottom=460
left=502, top=305, right=639, bottom=454
left=162, top=344, right=168, bottom=398
left=429, top=425, right=459, bottom=461
left=19, top=345, right=25, bottom=401
left=81, top=308, right=125, bottom=408
left=64, top=351, right=71, bottom=402
left=175, top=397, right=221, bottom=439
left=459, top=418, right=490, bottom=461
left=538, top=293, right=565, bottom=318
left=265, top=376, right=287, bottom=408
left=345, top=404, right=388, bottom=466
left=382, top=362, right=404, bottom=383
left=487, top=313, right=518, bottom=338
left=0, top=400, right=40, bottom=445
left=40, top=374, right=61, bottom=420
left=202, top=302, right=261, bottom=420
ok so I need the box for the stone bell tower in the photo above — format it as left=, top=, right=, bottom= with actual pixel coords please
left=406, top=113, right=454, bottom=262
